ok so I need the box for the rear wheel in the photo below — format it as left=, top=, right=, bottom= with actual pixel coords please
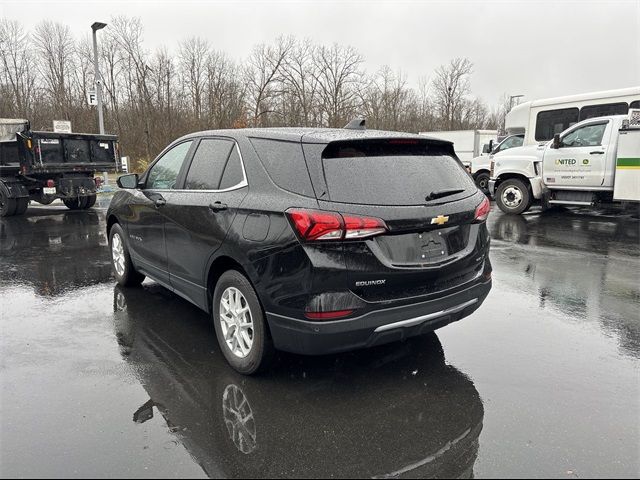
left=109, top=223, right=145, bottom=287
left=14, top=197, right=28, bottom=216
left=495, top=178, right=532, bottom=214
left=85, top=194, right=97, bottom=209
left=0, top=183, right=16, bottom=217
left=213, top=270, right=274, bottom=375
left=63, top=196, right=89, bottom=210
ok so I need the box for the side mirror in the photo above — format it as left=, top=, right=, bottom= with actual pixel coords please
left=488, top=140, right=494, bottom=152
left=552, top=133, right=561, bottom=149
left=117, top=173, right=139, bottom=189
left=482, top=143, right=491, bottom=154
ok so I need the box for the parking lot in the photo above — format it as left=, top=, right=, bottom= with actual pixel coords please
left=1, top=199, right=638, bottom=478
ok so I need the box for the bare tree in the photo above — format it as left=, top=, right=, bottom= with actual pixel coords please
left=179, top=37, right=209, bottom=125
left=32, top=20, right=76, bottom=118
left=280, top=38, right=320, bottom=126
left=245, top=37, right=293, bottom=126
left=431, top=57, right=473, bottom=130
left=313, top=43, right=364, bottom=127
left=0, top=19, right=37, bottom=118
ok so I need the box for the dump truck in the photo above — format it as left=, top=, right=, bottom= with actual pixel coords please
left=0, top=119, right=119, bottom=217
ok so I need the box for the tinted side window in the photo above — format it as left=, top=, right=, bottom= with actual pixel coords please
left=219, top=147, right=245, bottom=190
left=629, top=100, right=640, bottom=109
left=147, top=141, right=193, bottom=189
left=561, top=123, right=607, bottom=148
left=249, top=138, right=314, bottom=197
left=185, top=138, right=234, bottom=190
left=579, top=102, right=628, bottom=121
left=535, top=108, right=579, bottom=141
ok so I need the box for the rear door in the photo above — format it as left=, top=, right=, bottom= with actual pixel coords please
left=542, top=120, right=612, bottom=187
left=306, top=138, right=486, bottom=302
left=163, top=137, right=248, bottom=308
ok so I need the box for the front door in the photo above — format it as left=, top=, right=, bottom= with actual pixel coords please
left=126, top=140, right=195, bottom=285
left=542, top=120, right=612, bottom=188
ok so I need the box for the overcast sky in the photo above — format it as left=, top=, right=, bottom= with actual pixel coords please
left=2, top=0, right=638, bottom=107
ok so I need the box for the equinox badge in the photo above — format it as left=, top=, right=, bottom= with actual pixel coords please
left=430, top=215, right=449, bottom=225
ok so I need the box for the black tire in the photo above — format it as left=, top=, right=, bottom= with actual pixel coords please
left=474, top=172, right=490, bottom=192
left=0, top=183, right=16, bottom=217
left=109, top=223, right=145, bottom=287
left=85, top=194, right=97, bottom=209
left=495, top=178, right=532, bottom=214
left=212, top=270, right=274, bottom=375
left=63, top=196, right=89, bottom=210
left=13, top=197, right=28, bottom=216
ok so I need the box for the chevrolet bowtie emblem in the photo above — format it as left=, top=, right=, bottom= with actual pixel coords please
left=430, top=215, right=449, bottom=225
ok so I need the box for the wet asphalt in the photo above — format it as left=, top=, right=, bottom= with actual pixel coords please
left=0, top=198, right=638, bottom=478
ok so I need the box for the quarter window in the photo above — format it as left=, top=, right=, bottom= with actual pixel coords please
left=185, top=138, right=234, bottom=190
left=579, top=102, right=628, bottom=121
left=535, top=108, right=579, bottom=141
left=561, top=123, right=607, bottom=148
left=630, top=100, right=640, bottom=109
left=147, top=141, right=193, bottom=190
left=219, top=147, right=245, bottom=189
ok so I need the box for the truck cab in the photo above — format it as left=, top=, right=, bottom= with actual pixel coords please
left=468, top=134, right=524, bottom=191
left=489, top=112, right=639, bottom=214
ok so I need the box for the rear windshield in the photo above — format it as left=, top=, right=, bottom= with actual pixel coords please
left=321, top=139, right=476, bottom=205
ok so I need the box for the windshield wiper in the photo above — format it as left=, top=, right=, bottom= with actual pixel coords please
left=425, top=189, right=465, bottom=202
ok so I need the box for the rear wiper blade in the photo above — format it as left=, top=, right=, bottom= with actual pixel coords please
left=425, top=189, right=465, bottom=202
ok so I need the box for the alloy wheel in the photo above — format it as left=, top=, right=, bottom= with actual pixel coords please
left=220, top=287, right=254, bottom=358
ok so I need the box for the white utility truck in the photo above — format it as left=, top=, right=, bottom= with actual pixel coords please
left=466, top=134, right=524, bottom=191
left=489, top=110, right=640, bottom=214
left=419, top=129, right=497, bottom=166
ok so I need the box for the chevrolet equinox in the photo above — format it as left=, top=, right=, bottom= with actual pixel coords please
left=107, top=127, right=492, bottom=374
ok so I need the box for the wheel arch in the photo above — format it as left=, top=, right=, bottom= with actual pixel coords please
left=494, top=172, right=532, bottom=191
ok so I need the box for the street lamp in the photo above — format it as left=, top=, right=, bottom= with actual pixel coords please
left=91, top=22, right=107, bottom=135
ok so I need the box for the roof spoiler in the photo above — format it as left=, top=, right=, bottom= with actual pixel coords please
left=343, top=117, right=366, bottom=130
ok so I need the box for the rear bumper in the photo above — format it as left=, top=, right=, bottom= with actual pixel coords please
left=266, top=278, right=492, bottom=355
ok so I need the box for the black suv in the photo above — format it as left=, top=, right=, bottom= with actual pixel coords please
left=107, top=127, right=492, bottom=374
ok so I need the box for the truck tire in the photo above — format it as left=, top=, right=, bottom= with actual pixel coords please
left=474, top=172, right=490, bottom=193
left=14, top=198, right=28, bottom=216
left=109, top=223, right=145, bottom=287
left=0, top=183, right=17, bottom=217
left=496, top=178, right=532, bottom=214
left=63, top=196, right=89, bottom=210
left=85, top=194, right=97, bottom=209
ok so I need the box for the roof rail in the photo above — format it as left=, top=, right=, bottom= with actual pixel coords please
left=343, top=118, right=366, bottom=130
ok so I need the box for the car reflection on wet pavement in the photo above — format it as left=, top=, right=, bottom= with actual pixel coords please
left=1, top=202, right=638, bottom=478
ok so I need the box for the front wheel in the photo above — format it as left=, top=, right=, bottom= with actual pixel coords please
left=213, top=270, right=274, bottom=375
left=474, top=172, right=490, bottom=193
left=495, top=178, right=532, bottom=214
left=109, top=223, right=145, bottom=287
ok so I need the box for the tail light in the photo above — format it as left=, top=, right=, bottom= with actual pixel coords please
left=286, top=208, right=388, bottom=242
left=46, top=179, right=55, bottom=188
left=474, top=196, right=491, bottom=222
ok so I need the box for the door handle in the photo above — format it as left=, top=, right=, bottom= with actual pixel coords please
left=154, top=197, right=166, bottom=207
left=590, top=151, right=605, bottom=155
left=208, top=201, right=228, bottom=212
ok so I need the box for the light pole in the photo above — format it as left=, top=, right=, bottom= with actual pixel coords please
left=509, top=94, right=524, bottom=112
left=91, top=22, right=107, bottom=135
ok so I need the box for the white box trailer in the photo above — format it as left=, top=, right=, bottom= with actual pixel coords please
left=418, top=129, right=497, bottom=165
